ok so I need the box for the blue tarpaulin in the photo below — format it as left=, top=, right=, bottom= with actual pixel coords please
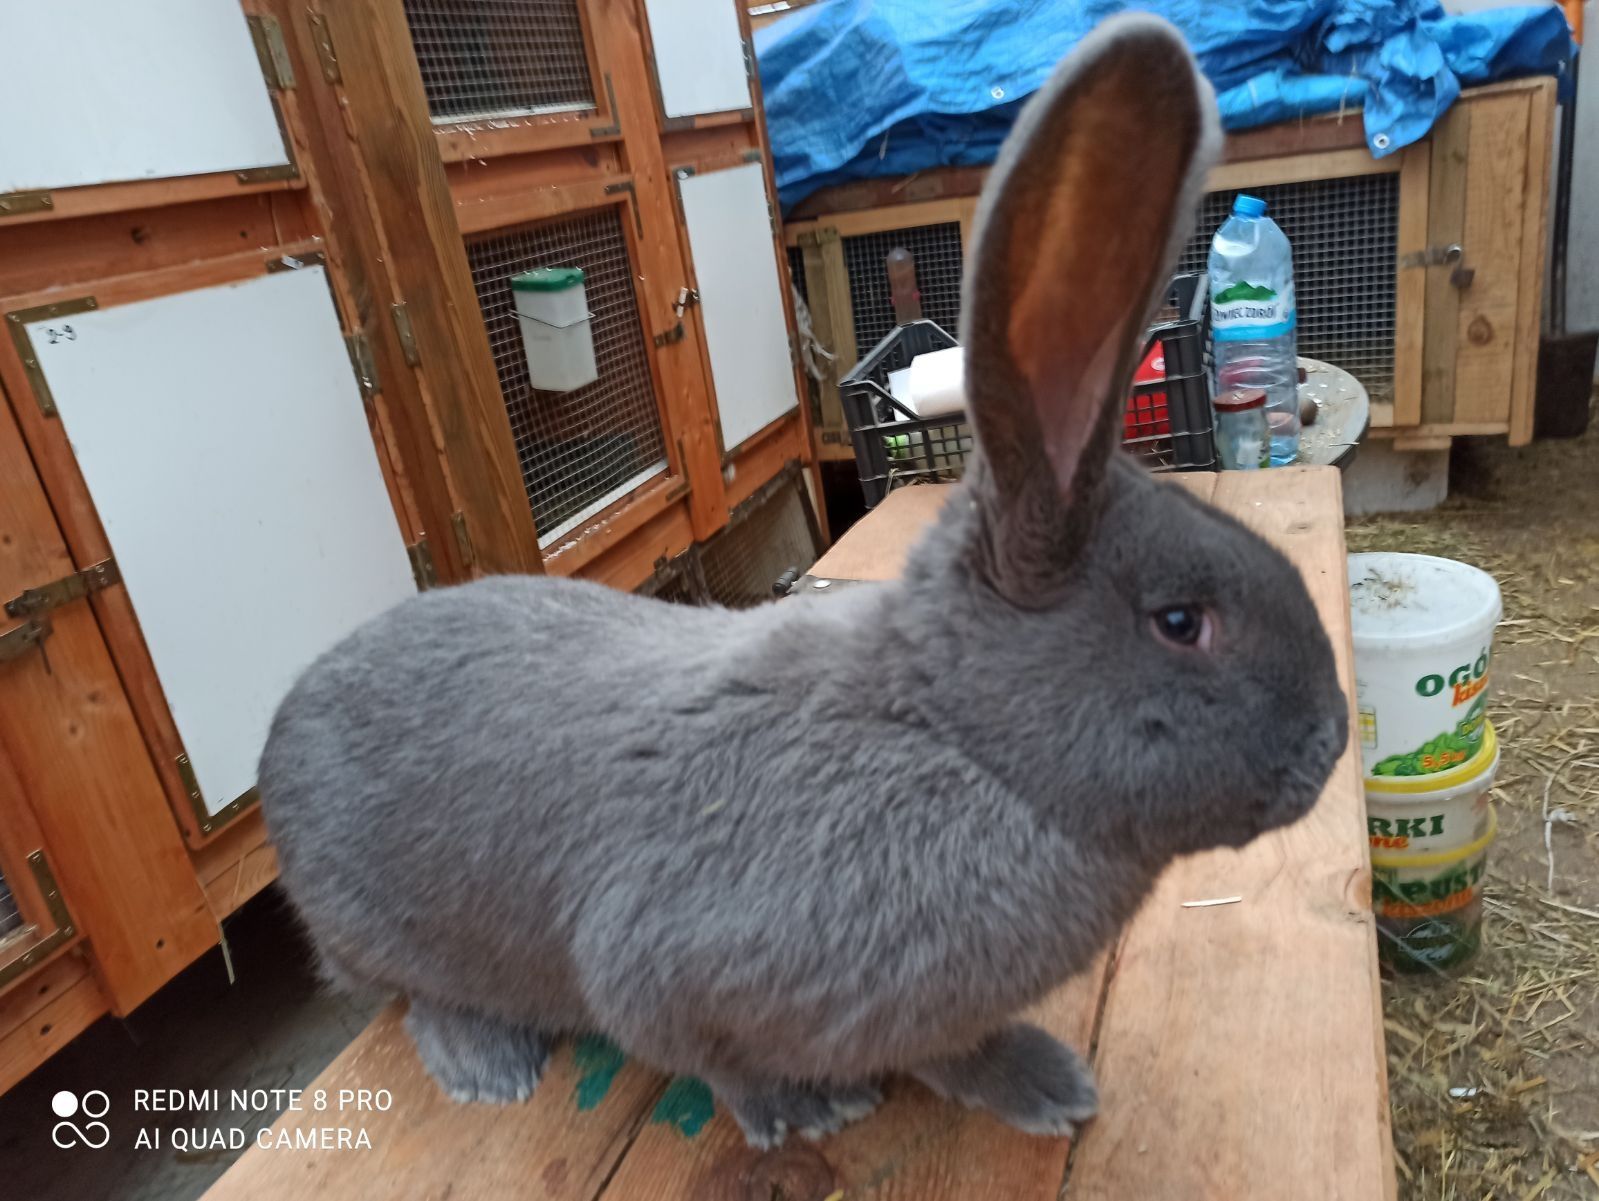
left=756, top=1, right=1575, bottom=211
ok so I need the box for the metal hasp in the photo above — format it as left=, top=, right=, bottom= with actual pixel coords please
left=774, top=573, right=865, bottom=598
left=0, top=850, right=77, bottom=990
left=6, top=559, right=121, bottom=620
left=0, top=617, right=50, bottom=665
left=1398, top=243, right=1474, bottom=289
left=654, top=287, right=699, bottom=347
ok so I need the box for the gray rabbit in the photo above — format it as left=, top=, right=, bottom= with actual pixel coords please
left=260, top=14, right=1349, bottom=1149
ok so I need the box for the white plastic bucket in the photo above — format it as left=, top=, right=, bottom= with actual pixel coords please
left=1371, top=804, right=1495, bottom=973
left=1348, top=552, right=1501, bottom=779
left=512, top=267, right=598, bottom=392
left=1367, top=722, right=1499, bottom=857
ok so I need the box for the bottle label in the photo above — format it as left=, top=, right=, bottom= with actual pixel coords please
left=1212, top=280, right=1296, bottom=341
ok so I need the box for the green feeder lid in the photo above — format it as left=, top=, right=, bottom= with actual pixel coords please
left=511, top=267, right=585, bottom=292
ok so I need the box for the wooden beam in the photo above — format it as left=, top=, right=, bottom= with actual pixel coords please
left=303, top=0, right=544, bottom=576
left=1392, top=143, right=1430, bottom=428
left=1509, top=77, right=1555, bottom=446
left=1421, top=97, right=1470, bottom=425
left=584, top=0, right=729, bottom=543
left=1451, top=91, right=1532, bottom=426
left=1205, top=145, right=1397, bottom=193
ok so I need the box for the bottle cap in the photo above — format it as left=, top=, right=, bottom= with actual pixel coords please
left=1232, top=194, right=1267, bottom=218
left=1214, top=387, right=1267, bottom=412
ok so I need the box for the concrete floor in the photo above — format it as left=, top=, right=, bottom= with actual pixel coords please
left=0, top=889, right=378, bottom=1201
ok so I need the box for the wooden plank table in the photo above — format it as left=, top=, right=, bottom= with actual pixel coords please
left=206, top=467, right=1395, bottom=1201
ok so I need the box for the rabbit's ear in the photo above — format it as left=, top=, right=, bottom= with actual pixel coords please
left=960, top=16, right=1218, bottom=595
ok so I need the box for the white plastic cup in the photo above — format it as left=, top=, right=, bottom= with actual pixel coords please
left=512, top=267, right=598, bottom=392
left=1348, top=552, right=1502, bottom=779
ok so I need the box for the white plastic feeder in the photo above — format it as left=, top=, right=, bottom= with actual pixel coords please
left=512, top=267, right=598, bottom=392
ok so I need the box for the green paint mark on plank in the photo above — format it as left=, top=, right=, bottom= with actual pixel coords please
left=650, top=1077, right=715, bottom=1137
left=572, top=1035, right=626, bottom=1111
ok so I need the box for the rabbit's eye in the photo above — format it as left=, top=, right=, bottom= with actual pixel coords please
left=1151, top=605, right=1212, bottom=650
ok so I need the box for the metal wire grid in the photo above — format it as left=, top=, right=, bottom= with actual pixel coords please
left=466, top=209, right=668, bottom=541
left=699, top=476, right=819, bottom=608
left=0, top=868, right=22, bottom=941
left=1178, top=172, right=1399, bottom=403
left=787, top=246, right=807, bottom=303
left=642, top=475, right=820, bottom=608
left=403, top=0, right=596, bottom=124
left=843, top=223, right=964, bottom=359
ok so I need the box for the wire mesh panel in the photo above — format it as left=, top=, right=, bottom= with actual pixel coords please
left=842, top=223, right=963, bottom=362
left=466, top=209, right=668, bottom=543
left=404, top=0, right=596, bottom=124
left=0, top=866, right=22, bottom=942
left=787, top=246, right=807, bottom=304
left=699, top=475, right=820, bottom=607
left=1178, top=173, right=1399, bottom=403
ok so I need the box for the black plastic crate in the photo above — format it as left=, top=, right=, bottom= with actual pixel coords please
left=840, top=274, right=1215, bottom=509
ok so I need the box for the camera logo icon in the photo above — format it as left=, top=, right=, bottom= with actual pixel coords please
left=51, top=1090, right=111, bottom=1149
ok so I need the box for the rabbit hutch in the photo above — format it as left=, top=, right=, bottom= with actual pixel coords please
left=0, top=0, right=818, bottom=1093
left=784, top=77, right=1556, bottom=477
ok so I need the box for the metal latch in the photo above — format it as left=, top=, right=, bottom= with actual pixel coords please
left=6, top=558, right=121, bottom=619
left=1398, top=243, right=1474, bottom=289
left=654, top=288, right=699, bottom=348
left=774, top=572, right=864, bottom=598
left=0, top=617, right=51, bottom=666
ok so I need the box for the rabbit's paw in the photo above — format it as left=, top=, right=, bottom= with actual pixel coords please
left=914, top=1023, right=1098, bottom=1137
left=405, top=998, right=551, bottom=1104
left=716, top=1078, right=884, bottom=1149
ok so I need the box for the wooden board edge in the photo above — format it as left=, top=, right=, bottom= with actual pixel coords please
left=1509, top=77, right=1555, bottom=447
left=0, top=953, right=107, bottom=1096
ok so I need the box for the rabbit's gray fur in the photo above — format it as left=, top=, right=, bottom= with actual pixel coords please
left=261, top=14, right=1349, bottom=1149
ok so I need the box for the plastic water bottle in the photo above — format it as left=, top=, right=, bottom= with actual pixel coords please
left=1208, top=194, right=1299, bottom=465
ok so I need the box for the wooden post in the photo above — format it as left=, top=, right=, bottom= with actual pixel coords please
left=299, top=0, right=544, bottom=576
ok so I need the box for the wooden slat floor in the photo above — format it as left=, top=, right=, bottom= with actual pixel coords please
left=206, top=468, right=1394, bottom=1201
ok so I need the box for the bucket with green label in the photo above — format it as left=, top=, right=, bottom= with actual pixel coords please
left=1348, top=553, right=1502, bottom=779
left=1367, top=722, right=1499, bottom=857
left=1371, top=805, right=1496, bottom=973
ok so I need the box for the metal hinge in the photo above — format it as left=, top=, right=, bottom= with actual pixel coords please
left=247, top=15, right=296, bottom=91
left=6, top=558, right=120, bottom=620
left=0, top=191, right=53, bottom=218
left=450, top=511, right=475, bottom=568
left=344, top=331, right=380, bottom=399
left=408, top=538, right=438, bottom=591
left=390, top=302, right=421, bottom=367
left=743, top=37, right=757, bottom=84
left=307, top=11, right=342, bottom=83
